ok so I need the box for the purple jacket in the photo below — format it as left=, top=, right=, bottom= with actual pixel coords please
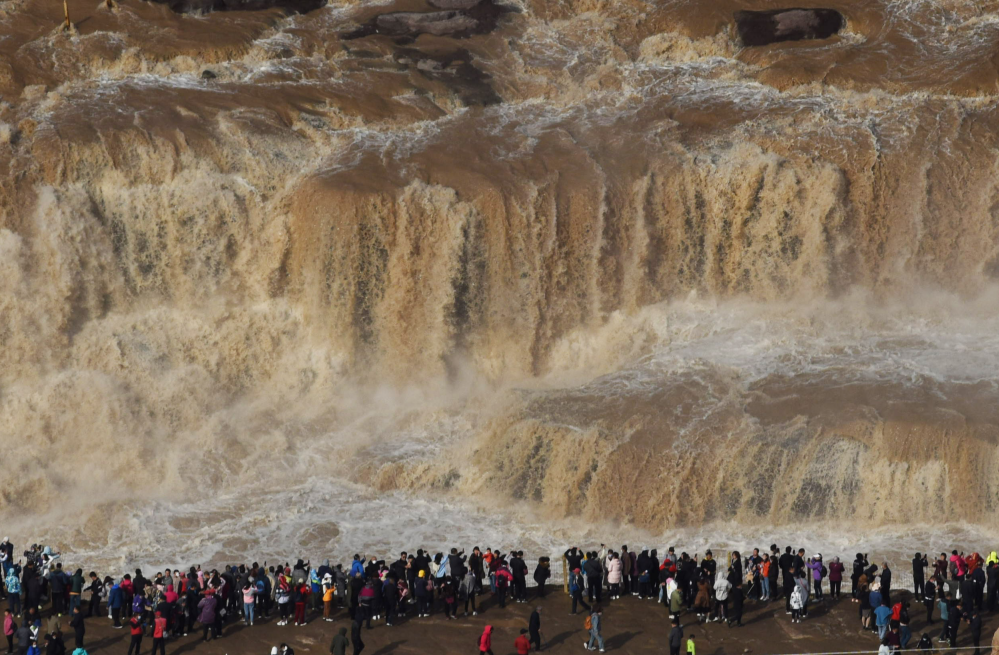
left=807, top=560, right=823, bottom=582
left=197, top=595, right=217, bottom=624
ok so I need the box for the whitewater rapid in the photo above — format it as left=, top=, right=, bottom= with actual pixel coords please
left=1, top=0, right=999, bottom=568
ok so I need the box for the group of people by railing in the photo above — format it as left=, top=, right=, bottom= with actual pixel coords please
left=0, top=537, right=994, bottom=655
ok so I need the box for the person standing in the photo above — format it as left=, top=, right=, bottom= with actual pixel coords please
left=851, top=554, right=868, bottom=600
left=151, top=610, right=166, bottom=655
left=668, top=617, right=683, bottom=655
left=529, top=606, right=542, bottom=652
left=899, top=601, right=911, bottom=649
left=85, top=574, right=101, bottom=619
left=533, top=558, right=551, bottom=600
left=967, top=607, right=983, bottom=655
left=68, top=607, right=84, bottom=650
left=127, top=615, right=143, bottom=655
left=5, top=569, right=20, bottom=618
left=923, top=577, right=937, bottom=624
left=728, top=583, right=744, bottom=628
left=713, top=571, right=730, bottom=623
left=584, top=605, right=604, bottom=652
left=881, top=563, right=893, bottom=606
left=3, top=609, right=14, bottom=654
left=828, top=558, right=844, bottom=599
left=912, top=554, right=928, bottom=598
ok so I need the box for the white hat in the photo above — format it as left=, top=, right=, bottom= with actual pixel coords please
left=271, top=648, right=279, bottom=655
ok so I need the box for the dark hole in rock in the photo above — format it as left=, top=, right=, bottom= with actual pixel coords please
left=344, top=0, right=513, bottom=41
left=150, top=0, right=325, bottom=14
left=735, top=8, right=845, bottom=47
left=395, top=47, right=501, bottom=106
left=201, top=70, right=217, bottom=79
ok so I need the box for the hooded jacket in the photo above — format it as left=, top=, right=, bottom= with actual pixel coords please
left=479, top=625, right=493, bottom=652
left=330, top=627, right=349, bottom=655
left=607, top=558, right=622, bottom=585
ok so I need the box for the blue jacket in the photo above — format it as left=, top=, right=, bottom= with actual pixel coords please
left=349, top=561, right=365, bottom=579
left=869, top=590, right=882, bottom=608
left=108, top=585, right=123, bottom=609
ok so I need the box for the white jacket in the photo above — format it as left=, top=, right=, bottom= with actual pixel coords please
left=790, top=586, right=804, bottom=610
left=714, top=577, right=731, bottom=601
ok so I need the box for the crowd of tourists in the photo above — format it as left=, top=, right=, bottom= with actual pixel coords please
left=0, top=538, right=993, bottom=655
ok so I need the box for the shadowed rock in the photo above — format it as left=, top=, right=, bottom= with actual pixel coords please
left=735, top=8, right=845, bottom=46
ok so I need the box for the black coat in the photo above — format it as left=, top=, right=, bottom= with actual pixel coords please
left=351, top=619, right=364, bottom=646
left=729, top=587, right=744, bottom=614
left=529, top=610, right=541, bottom=635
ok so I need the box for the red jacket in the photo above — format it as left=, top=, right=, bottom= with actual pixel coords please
left=153, top=617, right=167, bottom=639
left=515, top=634, right=531, bottom=655
left=479, top=626, right=493, bottom=652
left=130, top=617, right=142, bottom=637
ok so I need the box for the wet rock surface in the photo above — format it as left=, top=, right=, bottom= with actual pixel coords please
left=735, top=8, right=845, bottom=46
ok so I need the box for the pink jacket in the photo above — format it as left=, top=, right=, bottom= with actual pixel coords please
left=3, top=615, right=13, bottom=636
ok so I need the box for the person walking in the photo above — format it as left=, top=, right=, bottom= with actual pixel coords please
left=583, top=605, right=604, bottom=652
left=515, top=629, right=531, bottom=655
left=570, top=570, right=590, bottom=616
left=529, top=606, right=542, bottom=652
left=478, top=625, right=494, bottom=655
left=330, top=627, right=348, bottom=655
left=350, top=616, right=364, bottom=655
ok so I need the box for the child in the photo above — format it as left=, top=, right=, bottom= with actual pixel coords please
left=322, top=575, right=335, bottom=622
left=687, top=633, right=696, bottom=655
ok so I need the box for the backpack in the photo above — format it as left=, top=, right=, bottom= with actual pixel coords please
left=584, top=615, right=592, bottom=631
left=821, top=565, right=828, bottom=578
left=132, top=596, right=145, bottom=614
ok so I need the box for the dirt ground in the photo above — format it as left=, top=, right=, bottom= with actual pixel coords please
left=62, top=588, right=999, bottom=655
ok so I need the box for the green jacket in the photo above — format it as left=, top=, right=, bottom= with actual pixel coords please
left=670, top=588, right=683, bottom=613
left=330, top=627, right=349, bottom=655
